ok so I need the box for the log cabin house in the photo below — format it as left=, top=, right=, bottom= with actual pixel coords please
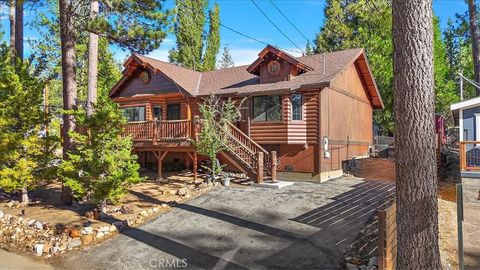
left=109, top=45, right=383, bottom=182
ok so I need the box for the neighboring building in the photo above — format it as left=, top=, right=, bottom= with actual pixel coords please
left=109, top=45, right=384, bottom=182
left=451, top=96, right=480, bottom=174
left=451, top=96, right=480, bottom=142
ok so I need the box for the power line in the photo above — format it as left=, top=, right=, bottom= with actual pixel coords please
left=250, top=0, right=306, bottom=55
left=267, top=0, right=310, bottom=43
left=174, top=0, right=303, bottom=55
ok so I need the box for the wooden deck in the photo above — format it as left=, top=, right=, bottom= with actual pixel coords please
left=124, top=120, right=193, bottom=148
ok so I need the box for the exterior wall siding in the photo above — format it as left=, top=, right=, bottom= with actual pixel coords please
left=462, top=106, right=480, bottom=141
left=119, top=70, right=179, bottom=97
left=318, top=63, right=374, bottom=173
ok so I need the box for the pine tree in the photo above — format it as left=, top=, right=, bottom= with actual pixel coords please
left=433, top=16, right=458, bottom=115
left=169, top=0, right=221, bottom=71
left=58, top=98, right=142, bottom=204
left=314, top=0, right=352, bottom=52
left=218, top=44, right=235, bottom=69
left=305, top=40, right=314, bottom=55
left=392, top=0, right=441, bottom=267
left=0, top=44, right=56, bottom=204
left=203, top=3, right=220, bottom=71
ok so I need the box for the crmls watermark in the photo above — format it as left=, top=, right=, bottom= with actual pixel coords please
left=149, top=258, right=188, bottom=268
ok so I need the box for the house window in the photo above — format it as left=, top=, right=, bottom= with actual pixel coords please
left=121, top=106, right=145, bottom=122
left=253, top=95, right=282, bottom=121
left=153, top=105, right=162, bottom=120
left=291, top=93, right=303, bottom=121
left=167, top=104, right=181, bottom=120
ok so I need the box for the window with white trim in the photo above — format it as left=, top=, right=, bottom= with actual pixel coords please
left=121, top=106, right=145, bottom=122
left=291, top=93, right=303, bottom=121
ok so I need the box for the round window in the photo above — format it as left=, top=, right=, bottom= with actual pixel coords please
left=267, top=60, right=281, bottom=75
left=140, top=70, right=151, bottom=84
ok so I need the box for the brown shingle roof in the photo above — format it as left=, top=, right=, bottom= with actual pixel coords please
left=112, top=47, right=383, bottom=108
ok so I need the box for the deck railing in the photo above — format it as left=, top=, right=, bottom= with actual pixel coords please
left=460, top=141, right=480, bottom=171
left=123, top=120, right=192, bottom=141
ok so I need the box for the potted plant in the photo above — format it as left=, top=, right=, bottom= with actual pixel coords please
left=221, top=172, right=231, bottom=187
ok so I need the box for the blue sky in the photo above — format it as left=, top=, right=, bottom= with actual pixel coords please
left=0, top=0, right=471, bottom=66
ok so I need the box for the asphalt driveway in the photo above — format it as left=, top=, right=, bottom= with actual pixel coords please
left=52, top=177, right=395, bottom=270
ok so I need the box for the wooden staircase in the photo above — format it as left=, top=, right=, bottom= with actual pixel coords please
left=218, top=122, right=277, bottom=183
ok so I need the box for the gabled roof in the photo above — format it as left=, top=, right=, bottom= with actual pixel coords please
left=110, top=54, right=201, bottom=98
left=110, top=46, right=384, bottom=109
left=246, top=45, right=314, bottom=75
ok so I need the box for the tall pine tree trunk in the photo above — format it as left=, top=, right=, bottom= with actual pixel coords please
left=9, top=0, right=15, bottom=65
left=468, top=0, right=480, bottom=91
left=392, top=1, right=441, bottom=269
left=59, top=0, right=77, bottom=204
left=87, top=0, right=99, bottom=117
left=14, top=0, right=23, bottom=61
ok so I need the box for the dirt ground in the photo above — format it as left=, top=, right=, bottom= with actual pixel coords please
left=353, top=157, right=459, bottom=269
left=0, top=172, right=208, bottom=231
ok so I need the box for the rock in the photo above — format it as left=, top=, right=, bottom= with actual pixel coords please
left=346, top=263, right=358, bottom=270
left=34, top=244, right=44, bottom=256
left=112, top=221, right=125, bottom=229
left=368, top=257, right=378, bottom=267
left=120, top=204, right=134, bottom=215
left=177, top=188, right=188, bottom=196
left=98, top=226, right=110, bottom=233
left=168, top=189, right=178, bottom=195
left=161, top=204, right=168, bottom=208
left=34, top=221, right=43, bottom=230
left=96, top=232, right=105, bottom=239
left=85, top=211, right=94, bottom=219
left=81, top=227, right=94, bottom=235
left=27, top=219, right=35, bottom=226
left=109, top=225, right=117, bottom=232
left=99, top=212, right=107, bottom=220
left=351, top=257, right=362, bottom=265
left=42, top=243, right=52, bottom=254
left=140, top=211, right=148, bottom=217
left=4, top=214, right=12, bottom=221
left=366, top=266, right=377, bottom=270
left=359, top=265, right=367, bottom=269
left=152, top=207, right=159, bottom=212
left=66, top=238, right=82, bottom=249
left=6, top=201, right=14, bottom=208
left=69, top=228, right=81, bottom=238
left=81, top=234, right=94, bottom=245
left=0, top=210, right=4, bottom=219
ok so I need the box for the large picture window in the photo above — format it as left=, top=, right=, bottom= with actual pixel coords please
left=291, top=93, right=303, bottom=121
left=121, top=106, right=145, bottom=122
left=253, top=95, right=282, bottom=122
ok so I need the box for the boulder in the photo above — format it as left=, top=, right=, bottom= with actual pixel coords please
left=161, top=204, right=168, bottom=208
left=81, top=234, right=94, bottom=245
left=109, top=225, right=117, bottom=232
left=81, top=227, right=94, bottom=235
left=69, top=228, right=81, bottom=238
left=66, top=238, right=82, bottom=249
left=120, top=204, right=134, bottom=215
left=177, top=188, right=188, bottom=196
left=96, top=232, right=105, bottom=239
left=0, top=210, right=4, bottom=219
left=97, top=226, right=110, bottom=233
left=34, top=244, right=44, bottom=256
left=346, top=263, right=358, bottom=270
left=34, top=221, right=43, bottom=230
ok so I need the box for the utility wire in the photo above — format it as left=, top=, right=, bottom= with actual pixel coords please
left=250, top=0, right=306, bottom=55
left=267, top=0, right=310, bottom=43
left=174, top=0, right=304, bottom=55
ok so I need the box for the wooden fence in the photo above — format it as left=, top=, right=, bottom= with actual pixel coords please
left=378, top=202, right=397, bottom=270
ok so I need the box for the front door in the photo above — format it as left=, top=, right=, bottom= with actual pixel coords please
left=167, top=104, right=181, bottom=120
